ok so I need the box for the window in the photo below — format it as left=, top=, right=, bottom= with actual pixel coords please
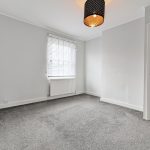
left=47, top=35, right=76, bottom=77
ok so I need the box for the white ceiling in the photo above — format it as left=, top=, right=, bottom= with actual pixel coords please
left=0, top=0, right=150, bottom=41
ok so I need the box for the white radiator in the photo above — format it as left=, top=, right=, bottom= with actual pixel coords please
left=50, top=78, right=76, bottom=96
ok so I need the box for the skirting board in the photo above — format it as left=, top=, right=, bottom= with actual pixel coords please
left=100, top=98, right=143, bottom=112
left=0, top=92, right=84, bottom=110
left=85, top=91, right=100, bottom=97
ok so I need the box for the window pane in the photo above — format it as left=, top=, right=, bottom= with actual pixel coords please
left=47, top=36, right=76, bottom=77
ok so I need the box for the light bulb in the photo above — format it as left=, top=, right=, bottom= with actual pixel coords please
left=90, top=24, right=95, bottom=28
left=93, top=14, right=97, bottom=18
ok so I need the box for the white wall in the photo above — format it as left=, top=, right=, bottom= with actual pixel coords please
left=85, top=37, right=103, bottom=97
left=85, top=18, right=145, bottom=111
left=144, top=6, right=150, bottom=119
left=0, top=14, right=85, bottom=107
left=76, top=42, right=85, bottom=94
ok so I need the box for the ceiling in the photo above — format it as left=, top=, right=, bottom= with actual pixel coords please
left=0, top=0, right=150, bottom=41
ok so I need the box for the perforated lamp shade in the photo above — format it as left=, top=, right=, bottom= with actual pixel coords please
left=84, top=0, right=105, bottom=27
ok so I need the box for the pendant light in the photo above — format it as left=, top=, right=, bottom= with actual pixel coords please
left=84, top=0, right=105, bottom=27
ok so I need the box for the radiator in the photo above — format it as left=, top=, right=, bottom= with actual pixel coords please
left=50, top=78, right=76, bottom=96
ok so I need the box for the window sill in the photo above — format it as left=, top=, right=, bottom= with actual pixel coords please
left=48, top=77, right=76, bottom=80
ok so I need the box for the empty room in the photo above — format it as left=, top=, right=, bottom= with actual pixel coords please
left=1, top=0, right=150, bottom=149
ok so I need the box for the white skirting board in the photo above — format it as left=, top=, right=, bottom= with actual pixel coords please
left=0, top=93, right=143, bottom=112
left=0, top=92, right=84, bottom=110
left=100, top=98, right=143, bottom=112
left=85, top=91, right=100, bottom=97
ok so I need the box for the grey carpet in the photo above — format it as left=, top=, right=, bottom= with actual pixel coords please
left=0, top=94, right=150, bottom=150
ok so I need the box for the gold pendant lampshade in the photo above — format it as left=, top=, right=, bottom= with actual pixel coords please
left=84, top=0, right=105, bottom=27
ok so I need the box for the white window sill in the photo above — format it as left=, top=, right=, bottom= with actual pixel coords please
left=48, top=77, right=76, bottom=80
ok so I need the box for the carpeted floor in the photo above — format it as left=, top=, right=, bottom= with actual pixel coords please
left=0, top=94, right=150, bottom=150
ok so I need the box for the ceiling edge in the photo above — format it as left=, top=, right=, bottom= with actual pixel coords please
left=0, top=10, right=84, bottom=42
